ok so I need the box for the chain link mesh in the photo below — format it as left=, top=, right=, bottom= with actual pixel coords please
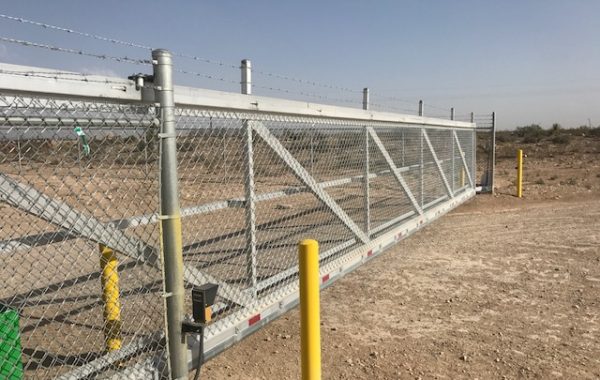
left=475, top=115, right=495, bottom=191
left=0, top=94, right=165, bottom=379
left=0, top=94, right=476, bottom=378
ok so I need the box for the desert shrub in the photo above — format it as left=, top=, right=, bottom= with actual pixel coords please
left=550, top=123, right=562, bottom=134
left=535, top=178, right=545, bottom=185
left=590, top=127, right=600, bottom=137
left=551, top=134, right=571, bottom=145
left=495, top=131, right=515, bottom=143
left=515, top=124, right=546, bottom=143
left=549, top=175, right=558, bottom=181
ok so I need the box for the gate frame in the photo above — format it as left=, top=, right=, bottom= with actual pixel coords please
left=0, top=59, right=477, bottom=379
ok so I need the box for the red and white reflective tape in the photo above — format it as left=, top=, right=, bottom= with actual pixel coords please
left=248, top=314, right=261, bottom=326
left=321, top=273, right=330, bottom=284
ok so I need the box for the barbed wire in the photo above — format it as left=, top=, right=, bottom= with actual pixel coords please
left=0, top=69, right=132, bottom=85
left=369, top=103, right=416, bottom=114
left=0, top=13, right=495, bottom=114
left=252, top=69, right=361, bottom=94
left=373, top=94, right=419, bottom=106
left=253, top=84, right=361, bottom=105
left=174, top=68, right=239, bottom=85
left=0, top=13, right=238, bottom=69
left=0, top=36, right=151, bottom=65
left=0, top=13, right=362, bottom=94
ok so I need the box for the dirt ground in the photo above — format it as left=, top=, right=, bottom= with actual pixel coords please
left=201, top=135, right=600, bottom=379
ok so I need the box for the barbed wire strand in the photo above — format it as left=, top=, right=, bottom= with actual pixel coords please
left=0, top=69, right=132, bottom=85
left=253, top=84, right=360, bottom=105
left=0, top=14, right=494, bottom=114
left=0, top=36, right=151, bottom=66
left=0, top=13, right=362, bottom=94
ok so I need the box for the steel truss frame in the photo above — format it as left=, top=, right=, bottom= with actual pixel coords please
left=0, top=62, right=476, bottom=379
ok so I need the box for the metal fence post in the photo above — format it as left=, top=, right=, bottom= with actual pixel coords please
left=152, top=49, right=187, bottom=380
left=470, top=112, right=474, bottom=123
left=420, top=128, right=424, bottom=206
left=490, top=112, right=496, bottom=194
left=418, top=100, right=424, bottom=117
left=450, top=107, right=455, bottom=121
left=242, top=59, right=257, bottom=295
left=472, top=128, right=476, bottom=187
left=362, top=88, right=370, bottom=237
left=451, top=129, right=455, bottom=192
left=241, top=59, right=251, bottom=95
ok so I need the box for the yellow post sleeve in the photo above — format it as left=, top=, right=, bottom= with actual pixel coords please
left=298, top=239, right=321, bottom=380
left=517, top=149, right=523, bottom=198
left=99, top=244, right=122, bottom=352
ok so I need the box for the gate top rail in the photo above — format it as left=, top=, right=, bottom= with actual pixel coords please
left=0, top=62, right=474, bottom=129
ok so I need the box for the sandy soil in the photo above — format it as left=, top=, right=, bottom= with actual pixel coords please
left=201, top=136, right=600, bottom=379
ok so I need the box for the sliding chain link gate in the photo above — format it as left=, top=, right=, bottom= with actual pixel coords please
left=0, top=50, right=476, bottom=379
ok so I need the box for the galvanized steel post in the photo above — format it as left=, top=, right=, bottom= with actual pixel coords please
left=242, top=60, right=257, bottom=295
left=418, top=100, right=424, bottom=117
left=420, top=128, right=424, bottom=206
left=450, top=107, right=455, bottom=121
left=241, top=59, right=251, bottom=95
left=451, top=130, right=455, bottom=192
left=153, top=49, right=187, bottom=379
left=470, top=112, right=474, bottom=123
left=362, top=88, right=370, bottom=236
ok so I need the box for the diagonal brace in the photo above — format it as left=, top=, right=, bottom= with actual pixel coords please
left=366, top=127, right=423, bottom=215
left=0, top=173, right=247, bottom=306
left=422, top=130, right=454, bottom=198
left=251, top=121, right=369, bottom=244
left=452, top=130, right=474, bottom=188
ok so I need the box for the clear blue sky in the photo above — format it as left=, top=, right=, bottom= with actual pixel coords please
left=0, top=1, right=599, bottom=129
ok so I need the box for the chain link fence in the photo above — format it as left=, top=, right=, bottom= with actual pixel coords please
left=0, top=53, right=478, bottom=379
left=474, top=113, right=496, bottom=193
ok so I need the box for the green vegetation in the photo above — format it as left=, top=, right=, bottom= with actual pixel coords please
left=496, top=123, right=600, bottom=145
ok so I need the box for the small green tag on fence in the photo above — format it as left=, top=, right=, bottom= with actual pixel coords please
left=74, top=127, right=90, bottom=156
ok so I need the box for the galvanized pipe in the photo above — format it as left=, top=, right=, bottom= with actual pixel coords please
left=241, top=59, right=251, bottom=95
left=418, top=100, right=424, bottom=117
left=153, top=49, right=187, bottom=380
left=363, top=126, right=370, bottom=237
left=362, top=88, right=370, bottom=236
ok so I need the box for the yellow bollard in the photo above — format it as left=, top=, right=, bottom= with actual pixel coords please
left=516, top=149, right=523, bottom=198
left=299, top=239, right=321, bottom=380
left=99, top=244, right=122, bottom=352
